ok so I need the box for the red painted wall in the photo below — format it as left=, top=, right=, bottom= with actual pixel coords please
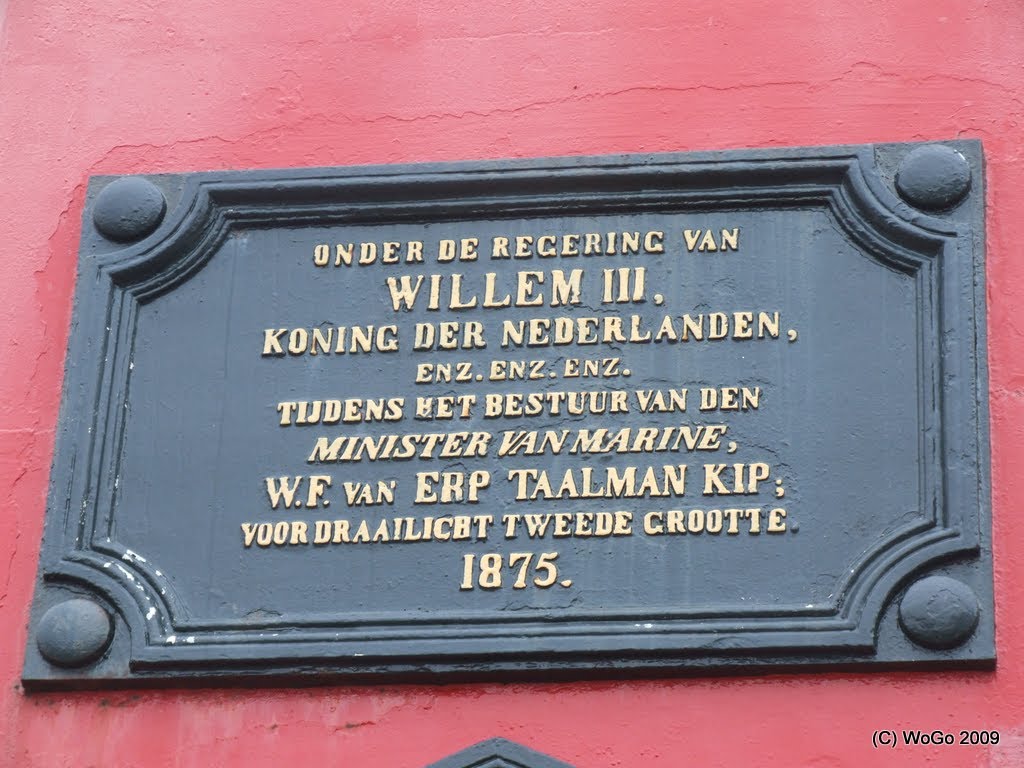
left=2, top=1, right=1023, bottom=765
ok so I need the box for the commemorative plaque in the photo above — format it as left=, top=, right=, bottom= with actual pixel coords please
left=23, top=141, right=993, bottom=689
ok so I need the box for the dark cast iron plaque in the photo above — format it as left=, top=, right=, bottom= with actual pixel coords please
left=23, top=140, right=993, bottom=689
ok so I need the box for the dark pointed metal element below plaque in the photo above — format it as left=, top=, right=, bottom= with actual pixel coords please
left=23, top=140, right=994, bottom=689
left=425, top=739, right=576, bottom=768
